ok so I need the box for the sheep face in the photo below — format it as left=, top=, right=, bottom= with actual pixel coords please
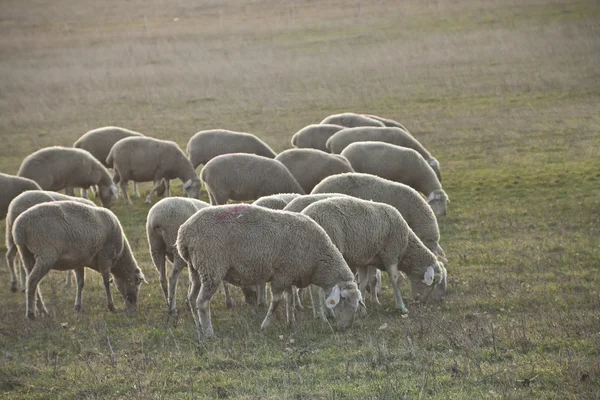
left=326, top=282, right=362, bottom=330
left=183, top=179, right=201, bottom=199
left=113, top=267, right=146, bottom=312
left=429, top=265, right=448, bottom=301
left=410, top=262, right=445, bottom=302
left=98, top=184, right=118, bottom=208
left=427, top=190, right=448, bottom=217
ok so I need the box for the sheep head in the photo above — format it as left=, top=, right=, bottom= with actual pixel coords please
left=325, top=281, right=364, bottom=330
left=427, top=189, right=449, bottom=217
left=410, top=261, right=445, bottom=302
left=113, top=267, right=146, bottom=312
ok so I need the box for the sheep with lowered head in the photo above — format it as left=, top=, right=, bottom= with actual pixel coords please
left=17, top=146, right=118, bottom=207
left=312, top=173, right=448, bottom=299
left=0, top=173, right=41, bottom=220
left=320, top=113, right=385, bottom=128
left=275, top=149, right=355, bottom=193
left=302, top=197, right=445, bottom=315
left=5, top=190, right=95, bottom=293
left=200, top=154, right=305, bottom=205
left=341, top=142, right=449, bottom=216
left=12, top=201, right=146, bottom=319
left=106, top=136, right=201, bottom=204
left=146, top=197, right=257, bottom=313
left=176, top=204, right=364, bottom=339
left=186, top=129, right=277, bottom=170
left=73, top=126, right=152, bottom=199
left=326, top=127, right=442, bottom=182
left=290, top=124, right=345, bottom=152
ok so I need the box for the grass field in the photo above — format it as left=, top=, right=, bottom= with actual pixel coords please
left=1, top=0, right=599, bottom=398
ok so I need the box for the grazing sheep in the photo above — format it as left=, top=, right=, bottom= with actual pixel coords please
left=146, top=197, right=255, bottom=313
left=187, top=129, right=277, bottom=170
left=176, top=204, right=364, bottom=338
left=106, top=136, right=201, bottom=204
left=5, top=190, right=95, bottom=293
left=364, top=114, right=410, bottom=132
left=275, top=149, right=355, bottom=193
left=200, top=154, right=305, bottom=205
left=325, top=127, right=442, bottom=182
left=252, top=193, right=302, bottom=210
left=312, top=173, right=448, bottom=300
left=320, top=113, right=385, bottom=128
left=0, top=173, right=41, bottom=220
left=341, top=142, right=449, bottom=216
left=12, top=201, right=146, bottom=319
left=73, top=126, right=150, bottom=199
left=17, top=146, right=118, bottom=207
left=283, top=193, right=351, bottom=213
left=302, top=197, right=445, bottom=315
left=290, top=124, right=345, bottom=152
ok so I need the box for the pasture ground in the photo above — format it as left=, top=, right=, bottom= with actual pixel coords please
left=0, top=0, right=599, bottom=398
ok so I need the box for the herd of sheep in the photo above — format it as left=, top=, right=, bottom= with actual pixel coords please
left=0, top=111, right=449, bottom=340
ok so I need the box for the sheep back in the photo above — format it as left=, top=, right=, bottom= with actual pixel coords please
left=0, top=173, right=41, bottom=220
left=275, top=149, right=354, bottom=193
left=283, top=193, right=352, bottom=213
left=290, top=124, right=344, bottom=152
left=320, top=113, right=385, bottom=128
left=74, top=126, right=144, bottom=168
left=252, top=193, right=302, bottom=210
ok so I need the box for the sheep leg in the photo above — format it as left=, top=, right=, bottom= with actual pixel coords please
left=293, top=287, right=304, bottom=310
left=81, top=188, right=88, bottom=199
left=367, top=267, right=381, bottom=305
left=197, top=277, right=220, bottom=338
left=19, top=263, right=27, bottom=292
left=24, top=259, right=49, bottom=319
left=385, top=263, right=409, bottom=314
left=261, top=290, right=284, bottom=330
left=222, top=282, right=234, bottom=309
left=64, top=186, right=75, bottom=196
left=164, top=179, right=171, bottom=197
left=356, top=267, right=369, bottom=301
left=187, top=267, right=203, bottom=340
left=284, top=287, right=296, bottom=326
left=6, top=244, right=19, bottom=293
left=101, top=272, right=115, bottom=312
left=64, top=270, right=73, bottom=287
left=119, top=181, right=132, bottom=205
left=257, top=283, right=267, bottom=306
left=73, top=268, right=85, bottom=312
left=310, top=284, right=328, bottom=322
left=145, top=179, right=164, bottom=204
left=168, top=256, right=187, bottom=314
left=133, top=182, right=141, bottom=198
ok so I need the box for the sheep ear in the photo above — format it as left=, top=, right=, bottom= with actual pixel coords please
left=326, top=285, right=341, bottom=309
left=134, top=269, right=147, bottom=285
left=427, top=192, right=435, bottom=202
left=110, top=184, right=119, bottom=199
left=183, top=179, right=192, bottom=189
left=422, top=266, right=435, bottom=286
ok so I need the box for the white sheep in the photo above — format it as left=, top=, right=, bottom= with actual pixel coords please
left=200, top=154, right=305, bottom=205
left=187, top=129, right=277, bottom=170
left=302, top=197, right=445, bottom=316
left=364, top=114, right=410, bottom=132
left=290, top=124, right=345, bottom=152
left=106, top=136, right=201, bottom=204
left=17, top=146, right=118, bottom=207
left=12, top=201, right=146, bottom=318
left=73, top=126, right=149, bottom=199
left=320, top=113, right=385, bottom=128
left=5, top=190, right=96, bottom=293
left=312, top=173, right=448, bottom=299
left=275, top=149, right=355, bottom=193
left=0, top=173, right=41, bottom=220
left=341, top=142, right=449, bottom=216
left=325, top=127, right=442, bottom=182
left=176, top=204, right=364, bottom=338
left=252, top=193, right=302, bottom=210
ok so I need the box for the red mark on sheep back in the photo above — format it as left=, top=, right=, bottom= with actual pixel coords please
left=215, top=205, right=250, bottom=222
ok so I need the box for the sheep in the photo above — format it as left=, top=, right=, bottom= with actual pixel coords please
left=5, top=190, right=96, bottom=293
left=186, top=129, right=277, bottom=170
left=290, top=124, right=345, bottom=152
left=0, top=173, right=41, bottom=220
left=341, top=142, right=449, bottom=216
left=325, top=127, right=442, bottom=182
left=274, top=149, right=355, bottom=193
left=252, top=193, right=302, bottom=210
left=106, top=136, right=201, bottom=205
left=176, top=204, right=364, bottom=338
left=364, top=114, right=410, bottom=132
left=283, top=193, right=352, bottom=213
left=17, top=146, right=118, bottom=207
left=302, top=197, right=445, bottom=316
left=12, top=201, right=146, bottom=319
left=146, top=197, right=257, bottom=313
left=200, top=154, right=305, bottom=205
left=312, top=173, right=448, bottom=300
left=320, top=113, right=385, bottom=128
left=73, top=126, right=150, bottom=199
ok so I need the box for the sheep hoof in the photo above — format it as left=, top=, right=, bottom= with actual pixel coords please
left=10, top=284, right=17, bottom=293
left=107, top=304, right=116, bottom=312
left=226, top=300, right=234, bottom=309
left=26, top=312, right=36, bottom=320
left=144, top=198, right=152, bottom=204
left=74, top=305, right=83, bottom=313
